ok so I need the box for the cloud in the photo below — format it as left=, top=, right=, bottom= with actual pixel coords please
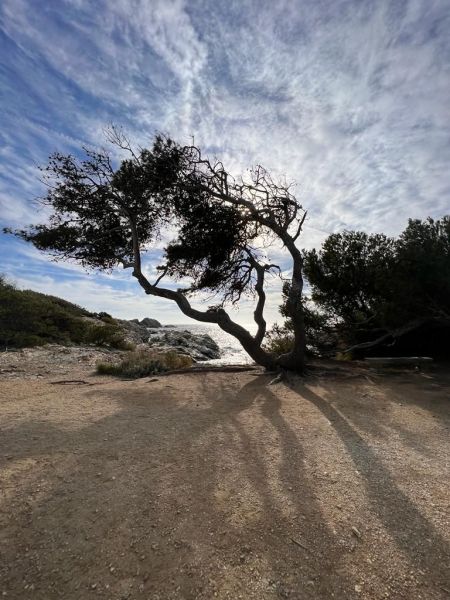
left=1, top=0, right=449, bottom=327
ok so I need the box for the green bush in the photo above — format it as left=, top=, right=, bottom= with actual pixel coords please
left=97, top=351, right=166, bottom=378
left=85, top=323, right=133, bottom=350
left=97, top=311, right=115, bottom=324
left=111, top=338, right=135, bottom=351
left=96, top=350, right=193, bottom=379
left=303, top=216, right=450, bottom=345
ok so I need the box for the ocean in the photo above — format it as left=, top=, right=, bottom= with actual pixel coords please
left=165, top=323, right=253, bottom=365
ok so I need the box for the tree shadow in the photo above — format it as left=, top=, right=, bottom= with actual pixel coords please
left=1, top=373, right=449, bottom=599
left=0, top=374, right=362, bottom=599
left=309, top=365, right=450, bottom=461
left=286, top=377, right=450, bottom=588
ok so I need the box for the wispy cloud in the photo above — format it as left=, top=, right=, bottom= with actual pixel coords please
left=1, top=0, right=449, bottom=324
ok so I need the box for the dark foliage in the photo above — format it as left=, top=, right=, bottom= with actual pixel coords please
left=164, top=190, right=248, bottom=298
left=302, top=216, right=450, bottom=354
left=7, top=136, right=254, bottom=301
left=392, top=217, right=450, bottom=323
left=303, top=232, right=396, bottom=327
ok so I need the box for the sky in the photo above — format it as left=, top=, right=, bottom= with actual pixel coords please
left=0, top=0, right=449, bottom=327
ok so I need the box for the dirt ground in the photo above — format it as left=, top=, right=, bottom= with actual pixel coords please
left=0, top=358, right=449, bottom=599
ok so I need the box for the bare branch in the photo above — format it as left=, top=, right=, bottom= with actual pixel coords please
left=293, top=210, right=307, bottom=241
left=104, top=124, right=141, bottom=164
left=152, top=266, right=168, bottom=287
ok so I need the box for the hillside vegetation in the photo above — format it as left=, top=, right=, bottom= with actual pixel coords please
left=0, top=275, right=130, bottom=349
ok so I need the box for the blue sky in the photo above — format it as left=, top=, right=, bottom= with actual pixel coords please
left=1, top=0, right=449, bottom=326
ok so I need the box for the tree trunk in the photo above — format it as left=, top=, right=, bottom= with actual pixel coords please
left=215, top=312, right=277, bottom=370
left=275, top=345, right=306, bottom=372
left=133, top=249, right=307, bottom=372
left=278, top=241, right=307, bottom=373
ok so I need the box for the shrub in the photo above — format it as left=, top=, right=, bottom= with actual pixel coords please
left=96, top=349, right=193, bottom=378
left=97, top=311, right=115, bottom=324
left=85, top=323, right=132, bottom=349
left=264, top=326, right=295, bottom=356
left=96, top=357, right=165, bottom=378
left=111, top=338, right=135, bottom=351
left=0, top=277, right=93, bottom=348
left=161, top=350, right=193, bottom=370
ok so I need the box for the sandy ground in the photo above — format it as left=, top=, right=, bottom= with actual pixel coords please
left=0, top=359, right=449, bottom=599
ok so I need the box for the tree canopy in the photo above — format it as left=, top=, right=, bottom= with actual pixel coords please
left=302, top=216, right=450, bottom=355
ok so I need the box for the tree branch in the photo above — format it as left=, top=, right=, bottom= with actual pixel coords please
left=105, top=125, right=142, bottom=164
left=293, top=210, right=307, bottom=241
left=246, top=254, right=267, bottom=345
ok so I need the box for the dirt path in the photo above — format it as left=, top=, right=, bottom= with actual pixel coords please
left=0, top=365, right=449, bottom=599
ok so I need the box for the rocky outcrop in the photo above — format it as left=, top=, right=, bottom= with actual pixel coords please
left=137, top=317, right=162, bottom=328
left=0, top=344, right=123, bottom=380
left=117, top=318, right=161, bottom=344
left=117, top=320, right=221, bottom=361
left=146, top=329, right=220, bottom=361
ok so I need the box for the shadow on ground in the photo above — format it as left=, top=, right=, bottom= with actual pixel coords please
left=0, top=370, right=449, bottom=599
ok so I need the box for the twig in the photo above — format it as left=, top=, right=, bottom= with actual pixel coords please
left=269, top=373, right=284, bottom=385
left=290, top=537, right=310, bottom=552
left=50, top=380, right=92, bottom=385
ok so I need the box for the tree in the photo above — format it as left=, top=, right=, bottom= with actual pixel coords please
left=6, top=129, right=309, bottom=371
left=303, top=231, right=396, bottom=340
left=303, top=217, right=450, bottom=354
left=393, top=217, right=450, bottom=323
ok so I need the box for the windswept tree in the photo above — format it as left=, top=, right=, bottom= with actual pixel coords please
left=7, top=129, right=309, bottom=371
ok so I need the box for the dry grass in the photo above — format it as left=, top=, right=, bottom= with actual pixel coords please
left=96, top=349, right=193, bottom=378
